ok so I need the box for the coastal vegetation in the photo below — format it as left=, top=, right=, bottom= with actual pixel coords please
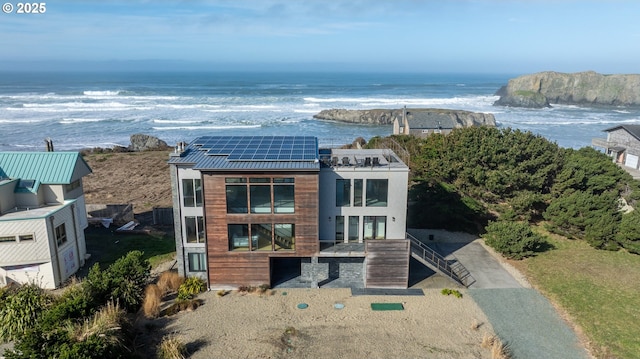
left=1, top=251, right=151, bottom=358
left=369, top=126, right=640, bottom=253
left=369, top=127, right=640, bottom=357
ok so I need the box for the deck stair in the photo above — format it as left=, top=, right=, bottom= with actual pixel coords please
left=407, top=232, right=475, bottom=287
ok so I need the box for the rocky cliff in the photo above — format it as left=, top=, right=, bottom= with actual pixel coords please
left=494, top=71, right=640, bottom=108
left=313, top=108, right=496, bottom=127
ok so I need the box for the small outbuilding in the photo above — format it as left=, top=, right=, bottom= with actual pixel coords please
left=0, top=152, right=92, bottom=289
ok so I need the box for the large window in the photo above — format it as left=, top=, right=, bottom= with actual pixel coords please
left=185, top=216, right=205, bottom=243
left=182, top=179, right=203, bottom=207
left=250, top=185, right=272, bottom=213
left=252, top=224, right=273, bottom=251
left=274, top=180, right=294, bottom=213
left=348, top=216, right=359, bottom=242
left=363, top=216, right=386, bottom=240
left=335, top=216, right=344, bottom=241
left=228, top=223, right=294, bottom=251
left=226, top=177, right=294, bottom=214
left=226, top=184, right=248, bottom=213
left=55, top=224, right=67, bottom=246
left=366, top=179, right=388, bottom=207
left=353, top=179, right=363, bottom=207
left=336, top=179, right=350, bottom=207
left=188, top=252, right=206, bottom=272
left=228, top=224, right=251, bottom=250
left=274, top=224, right=295, bottom=251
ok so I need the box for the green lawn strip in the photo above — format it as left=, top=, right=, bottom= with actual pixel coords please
left=85, top=227, right=176, bottom=269
left=521, top=237, right=640, bottom=359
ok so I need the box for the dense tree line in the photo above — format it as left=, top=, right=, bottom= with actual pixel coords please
left=368, top=126, right=640, bottom=254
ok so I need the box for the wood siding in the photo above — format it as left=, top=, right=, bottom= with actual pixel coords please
left=202, top=171, right=319, bottom=287
left=365, top=239, right=410, bottom=289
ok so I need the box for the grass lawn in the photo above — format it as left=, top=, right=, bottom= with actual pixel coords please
left=511, top=230, right=640, bottom=359
left=84, top=227, right=176, bottom=270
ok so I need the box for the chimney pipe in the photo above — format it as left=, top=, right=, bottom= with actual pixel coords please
left=44, top=138, right=54, bottom=152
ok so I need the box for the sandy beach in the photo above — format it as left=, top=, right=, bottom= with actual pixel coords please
left=160, top=288, right=495, bottom=359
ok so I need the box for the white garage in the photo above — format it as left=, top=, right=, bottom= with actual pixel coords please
left=625, top=154, right=639, bottom=169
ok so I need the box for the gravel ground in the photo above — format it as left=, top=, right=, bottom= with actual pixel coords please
left=469, top=288, right=591, bottom=359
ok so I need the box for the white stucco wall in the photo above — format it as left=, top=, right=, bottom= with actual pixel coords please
left=318, top=164, right=409, bottom=242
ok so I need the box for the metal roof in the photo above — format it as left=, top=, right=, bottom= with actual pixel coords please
left=0, top=152, right=92, bottom=184
left=168, top=136, right=320, bottom=171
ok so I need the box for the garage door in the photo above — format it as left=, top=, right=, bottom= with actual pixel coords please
left=625, top=154, right=639, bottom=169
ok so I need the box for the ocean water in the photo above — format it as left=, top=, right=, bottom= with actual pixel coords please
left=1, top=71, right=639, bottom=152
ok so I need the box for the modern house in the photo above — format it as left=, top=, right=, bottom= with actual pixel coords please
left=169, top=136, right=410, bottom=289
left=0, top=152, right=92, bottom=289
left=592, top=124, right=640, bottom=171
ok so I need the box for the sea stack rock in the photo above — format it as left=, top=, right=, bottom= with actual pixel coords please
left=494, top=71, right=640, bottom=108
left=129, top=134, right=169, bottom=152
left=313, top=108, right=496, bottom=127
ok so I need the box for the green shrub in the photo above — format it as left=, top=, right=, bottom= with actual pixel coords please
left=616, top=209, right=640, bottom=254
left=82, top=250, right=150, bottom=312
left=441, top=288, right=463, bottom=298
left=40, top=285, right=95, bottom=330
left=482, top=221, right=547, bottom=260
left=0, top=283, right=52, bottom=342
left=177, top=277, right=205, bottom=301
left=107, top=250, right=151, bottom=312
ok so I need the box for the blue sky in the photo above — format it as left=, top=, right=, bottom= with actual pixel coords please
left=1, top=0, right=639, bottom=73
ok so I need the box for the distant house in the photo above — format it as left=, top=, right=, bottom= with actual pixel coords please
left=0, top=152, right=92, bottom=289
left=168, top=136, right=410, bottom=289
left=393, top=107, right=456, bottom=137
left=592, top=124, right=640, bottom=170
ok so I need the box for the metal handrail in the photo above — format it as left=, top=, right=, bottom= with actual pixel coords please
left=407, top=232, right=474, bottom=287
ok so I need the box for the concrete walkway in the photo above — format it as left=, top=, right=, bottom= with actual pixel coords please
left=408, top=229, right=590, bottom=359
left=433, top=241, right=522, bottom=288
left=407, top=228, right=522, bottom=289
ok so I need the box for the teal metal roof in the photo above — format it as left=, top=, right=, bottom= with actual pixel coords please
left=0, top=152, right=92, bottom=184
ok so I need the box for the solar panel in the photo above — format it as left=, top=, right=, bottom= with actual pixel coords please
left=196, top=136, right=317, bottom=161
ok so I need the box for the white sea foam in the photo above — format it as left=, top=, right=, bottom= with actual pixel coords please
left=303, top=96, right=497, bottom=108
left=0, top=118, right=47, bottom=123
left=59, top=118, right=104, bottom=124
left=153, top=119, right=204, bottom=124
left=153, top=124, right=262, bottom=130
left=83, top=90, right=121, bottom=96
left=156, top=104, right=222, bottom=110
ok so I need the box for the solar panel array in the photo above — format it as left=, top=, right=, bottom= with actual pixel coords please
left=192, top=136, right=318, bottom=161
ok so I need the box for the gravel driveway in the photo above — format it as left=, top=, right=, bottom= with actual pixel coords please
left=469, top=288, right=590, bottom=359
